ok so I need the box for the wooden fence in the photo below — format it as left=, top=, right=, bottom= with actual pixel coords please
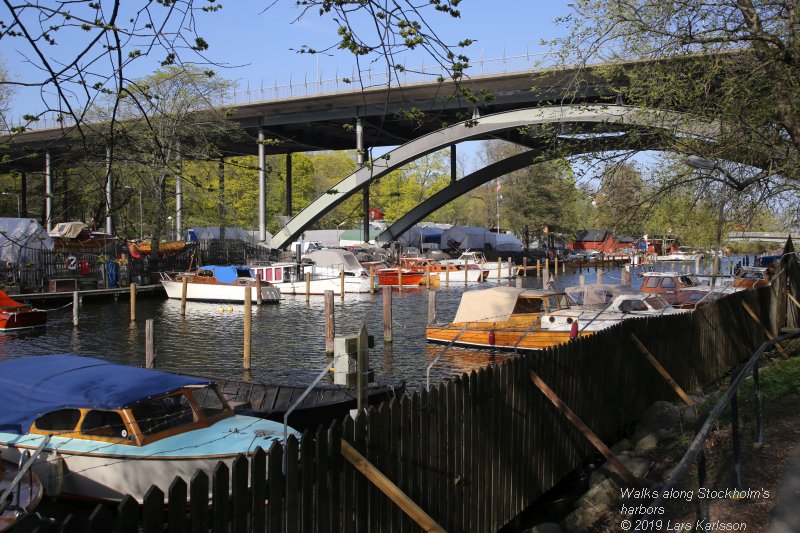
left=33, top=246, right=799, bottom=533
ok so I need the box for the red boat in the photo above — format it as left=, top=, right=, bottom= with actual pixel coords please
left=0, top=290, right=46, bottom=332
left=376, top=268, right=425, bottom=287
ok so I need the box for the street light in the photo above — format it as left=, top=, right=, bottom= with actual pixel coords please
left=686, top=155, right=726, bottom=290
left=0, top=192, right=20, bottom=218
left=124, top=186, right=143, bottom=239
left=167, top=216, right=175, bottom=241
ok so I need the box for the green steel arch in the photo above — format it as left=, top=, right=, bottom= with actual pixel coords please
left=269, top=104, right=718, bottom=250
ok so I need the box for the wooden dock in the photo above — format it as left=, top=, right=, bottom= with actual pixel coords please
left=11, top=284, right=164, bottom=303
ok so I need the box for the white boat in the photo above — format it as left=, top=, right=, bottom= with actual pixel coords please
left=301, top=249, right=373, bottom=278
left=249, top=262, right=374, bottom=295
left=0, top=355, right=294, bottom=504
left=440, top=250, right=516, bottom=279
left=655, top=249, right=704, bottom=262
left=160, top=265, right=281, bottom=303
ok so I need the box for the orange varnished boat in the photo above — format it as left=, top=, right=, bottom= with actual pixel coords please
left=401, top=257, right=488, bottom=282
left=128, top=239, right=186, bottom=259
left=426, top=286, right=592, bottom=351
left=376, top=268, right=425, bottom=287
left=0, top=290, right=46, bottom=332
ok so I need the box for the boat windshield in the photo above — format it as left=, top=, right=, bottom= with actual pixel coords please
left=643, top=295, right=670, bottom=310
left=132, top=392, right=197, bottom=436
left=678, top=275, right=700, bottom=287
left=189, top=386, right=229, bottom=419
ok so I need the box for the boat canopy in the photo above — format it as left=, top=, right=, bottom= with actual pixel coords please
left=0, top=355, right=211, bottom=434
left=453, top=286, right=563, bottom=323
left=303, top=249, right=363, bottom=270
left=197, top=265, right=254, bottom=283
left=564, top=284, right=638, bottom=308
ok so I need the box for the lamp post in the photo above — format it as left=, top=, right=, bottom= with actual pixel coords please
left=0, top=192, right=20, bottom=218
left=686, top=156, right=727, bottom=290
left=167, top=216, right=175, bottom=241
left=124, top=186, right=143, bottom=239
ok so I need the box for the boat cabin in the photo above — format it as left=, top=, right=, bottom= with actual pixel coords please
left=733, top=266, right=772, bottom=289
left=452, top=287, right=569, bottom=324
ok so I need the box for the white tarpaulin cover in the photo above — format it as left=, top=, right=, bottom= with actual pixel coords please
left=0, top=218, right=54, bottom=265
left=49, top=221, right=89, bottom=239
left=399, top=225, right=446, bottom=247
left=441, top=226, right=488, bottom=251
left=453, top=286, right=555, bottom=323
left=487, top=232, right=523, bottom=252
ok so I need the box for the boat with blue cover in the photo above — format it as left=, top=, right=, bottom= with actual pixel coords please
left=160, top=265, right=281, bottom=303
left=0, top=355, right=293, bottom=503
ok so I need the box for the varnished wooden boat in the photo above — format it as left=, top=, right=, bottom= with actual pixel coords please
left=426, top=286, right=593, bottom=351
left=212, top=376, right=406, bottom=432
left=376, top=268, right=425, bottom=287
left=128, top=239, right=186, bottom=259
left=400, top=258, right=487, bottom=282
left=0, top=290, right=46, bottom=332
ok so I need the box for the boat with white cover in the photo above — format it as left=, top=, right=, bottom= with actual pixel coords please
left=249, top=262, right=374, bottom=295
left=160, top=265, right=281, bottom=303
left=440, top=250, right=515, bottom=279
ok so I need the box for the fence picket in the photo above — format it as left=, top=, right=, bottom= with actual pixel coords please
left=167, top=477, right=188, bottom=533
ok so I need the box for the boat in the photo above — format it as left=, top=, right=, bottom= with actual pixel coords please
left=129, top=239, right=186, bottom=259
left=440, top=250, right=516, bottom=279
left=160, top=265, right=281, bottom=303
left=639, top=271, right=734, bottom=308
left=0, top=355, right=294, bottom=504
left=49, top=221, right=120, bottom=251
left=655, top=248, right=704, bottom=262
left=376, top=268, right=426, bottom=287
left=1, top=457, right=44, bottom=531
left=733, top=266, right=772, bottom=289
left=249, top=262, right=374, bottom=295
left=0, top=290, right=46, bottom=332
left=400, top=257, right=488, bottom=283
left=425, top=286, right=590, bottom=351
left=301, top=248, right=373, bottom=278
left=211, top=375, right=406, bottom=432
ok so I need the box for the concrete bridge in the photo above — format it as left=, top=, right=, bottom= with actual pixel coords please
left=1, top=55, right=725, bottom=248
left=728, top=231, right=797, bottom=243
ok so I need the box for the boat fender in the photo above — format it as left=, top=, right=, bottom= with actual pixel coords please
left=488, top=329, right=495, bottom=346
left=570, top=320, right=579, bottom=339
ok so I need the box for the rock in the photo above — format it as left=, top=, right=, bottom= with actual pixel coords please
left=562, top=503, right=608, bottom=532
left=592, top=454, right=652, bottom=485
left=635, top=433, right=659, bottom=454
left=681, top=404, right=699, bottom=426
left=524, top=523, right=564, bottom=533
left=578, top=478, right=618, bottom=508
left=634, top=401, right=682, bottom=439
left=610, top=438, right=632, bottom=455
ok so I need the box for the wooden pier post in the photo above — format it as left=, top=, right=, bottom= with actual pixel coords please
left=497, top=259, right=502, bottom=282
left=543, top=268, right=550, bottom=288
left=398, top=267, right=403, bottom=293
left=425, top=264, right=431, bottom=288
left=324, top=290, right=335, bottom=355
left=369, top=265, right=375, bottom=295
left=145, top=319, right=154, bottom=368
left=255, top=273, right=263, bottom=306
left=129, top=283, right=137, bottom=323
left=554, top=256, right=558, bottom=275
left=383, top=286, right=393, bottom=343
left=357, top=324, right=369, bottom=413
left=536, top=259, right=541, bottom=277
left=523, top=257, right=528, bottom=277
left=516, top=276, right=523, bottom=288
left=340, top=270, right=345, bottom=301
left=579, top=274, right=585, bottom=286
left=445, top=267, right=449, bottom=287
left=180, top=275, right=188, bottom=317
left=507, top=256, right=512, bottom=280
left=428, top=290, right=436, bottom=325
left=72, top=291, right=79, bottom=327
left=597, top=267, right=604, bottom=284
left=244, top=286, right=252, bottom=371
left=464, top=257, right=469, bottom=286
left=305, top=272, right=311, bottom=303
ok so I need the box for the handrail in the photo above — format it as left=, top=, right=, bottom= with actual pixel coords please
left=635, top=329, right=800, bottom=531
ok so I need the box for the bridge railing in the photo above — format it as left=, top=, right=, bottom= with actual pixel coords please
left=7, top=51, right=557, bottom=132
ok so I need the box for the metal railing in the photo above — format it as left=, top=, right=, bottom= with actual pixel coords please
left=635, top=329, right=800, bottom=531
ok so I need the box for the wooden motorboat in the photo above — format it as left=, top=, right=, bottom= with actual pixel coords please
left=1, top=457, right=44, bottom=531
left=128, top=239, right=186, bottom=259
left=440, top=250, right=515, bottom=279
left=426, top=286, right=591, bottom=351
left=733, top=266, right=772, bottom=289
left=376, top=268, right=425, bottom=287
left=0, top=355, right=294, bottom=504
left=160, top=265, right=281, bottom=303
left=639, top=271, right=734, bottom=309
left=0, top=290, right=46, bottom=333
left=400, top=257, right=488, bottom=283
left=249, top=262, right=375, bottom=295
left=211, top=375, right=406, bottom=432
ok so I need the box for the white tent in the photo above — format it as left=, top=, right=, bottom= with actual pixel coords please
left=0, top=218, right=54, bottom=265
left=486, top=232, right=523, bottom=252
left=440, top=226, right=488, bottom=251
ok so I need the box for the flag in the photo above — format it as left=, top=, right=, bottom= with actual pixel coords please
left=494, top=179, right=501, bottom=193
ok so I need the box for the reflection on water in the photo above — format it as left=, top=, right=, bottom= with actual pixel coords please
left=0, top=262, right=729, bottom=391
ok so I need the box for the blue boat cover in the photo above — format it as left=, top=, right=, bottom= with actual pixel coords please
left=0, top=355, right=211, bottom=434
left=198, top=265, right=253, bottom=284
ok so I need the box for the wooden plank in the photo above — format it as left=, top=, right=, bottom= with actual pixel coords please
left=284, top=438, right=300, bottom=533
left=315, top=425, right=330, bottom=533
left=212, top=462, right=229, bottom=533
left=630, top=333, right=694, bottom=405
left=342, top=416, right=356, bottom=533
left=190, top=471, right=209, bottom=533
left=410, top=393, right=422, bottom=531
left=167, top=478, right=187, bottom=533
left=341, top=440, right=446, bottom=533
left=251, top=447, right=267, bottom=533
left=389, top=399, right=401, bottom=532
left=742, top=301, right=789, bottom=356
left=232, top=455, right=249, bottom=533
left=480, top=367, right=491, bottom=532
left=328, top=421, right=343, bottom=533
left=117, top=495, right=141, bottom=533
left=268, top=440, right=284, bottom=533
left=367, top=406, right=379, bottom=530
left=300, top=430, right=315, bottom=532
left=438, top=384, right=449, bottom=530
left=142, top=486, right=164, bottom=533
left=428, top=386, right=441, bottom=524
left=375, top=403, right=389, bottom=532
left=354, top=412, right=368, bottom=533
left=451, top=378, right=463, bottom=533
left=399, top=395, right=412, bottom=533
left=465, top=372, right=477, bottom=533
left=418, top=389, right=431, bottom=524
left=529, top=368, right=637, bottom=485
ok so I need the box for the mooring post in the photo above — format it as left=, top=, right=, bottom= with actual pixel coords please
left=445, top=266, right=449, bottom=287
left=579, top=274, right=585, bottom=286
left=129, top=283, right=137, bottom=323
left=536, top=259, right=541, bottom=277
left=398, top=267, right=403, bottom=293
left=324, top=290, right=335, bottom=355
left=497, top=259, right=501, bottom=283
left=255, top=273, right=263, bottom=306
left=425, top=264, right=431, bottom=288
left=428, top=290, right=436, bottom=325
left=464, top=257, right=468, bottom=286
left=523, top=256, right=528, bottom=277
left=72, top=291, right=79, bottom=327
left=357, top=323, right=369, bottom=413
left=383, top=286, right=393, bottom=343
left=340, top=270, right=345, bottom=302
left=515, top=276, right=523, bottom=288
left=305, top=272, right=311, bottom=303
left=507, top=256, right=512, bottom=280
left=180, top=275, right=188, bottom=317
left=554, top=256, right=558, bottom=275
left=597, top=267, right=604, bottom=284
left=145, top=319, right=154, bottom=368
left=244, top=286, right=252, bottom=371
left=369, top=265, right=375, bottom=295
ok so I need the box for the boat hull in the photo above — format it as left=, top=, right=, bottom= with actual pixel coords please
left=275, top=276, right=374, bottom=295
left=377, top=270, right=426, bottom=287
left=0, top=309, right=47, bottom=332
left=426, top=323, right=591, bottom=351
left=161, top=280, right=280, bottom=302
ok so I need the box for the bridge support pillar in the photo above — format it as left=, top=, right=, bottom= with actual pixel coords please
left=20, top=172, right=27, bottom=218
left=356, top=117, right=365, bottom=165
left=44, top=150, right=52, bottom=232
left=450, top=144, right=457, bottom=182
left=363, top=186, right=370, bottom=243
left=258, top=128, right=267, bottom=242
left=286, top=153, right=293, bottom=216
left=105, top=144, right=113, bottom=235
